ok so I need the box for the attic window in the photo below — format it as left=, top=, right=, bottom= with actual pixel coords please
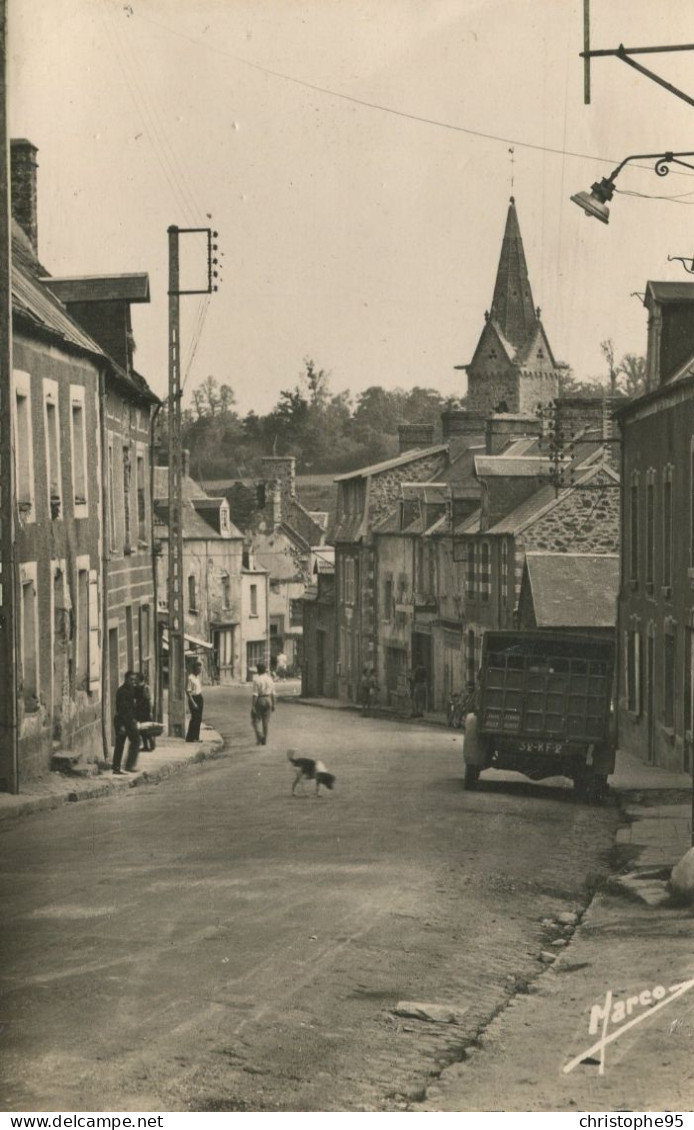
left=537, top=348, right=544, bottom=359
left=488, top=350, right=497, bottom=360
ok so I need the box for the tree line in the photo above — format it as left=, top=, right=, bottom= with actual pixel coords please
left=160, top=346, right=647, bottom=481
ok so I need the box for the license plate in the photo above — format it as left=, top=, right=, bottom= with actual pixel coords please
left=518, top=740, right=564, bottom=755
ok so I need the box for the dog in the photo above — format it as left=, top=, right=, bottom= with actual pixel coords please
left=287, top=749, right=336, bottom=796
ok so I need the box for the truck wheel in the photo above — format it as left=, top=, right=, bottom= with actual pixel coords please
left=463, top=765, right=480, bottom=790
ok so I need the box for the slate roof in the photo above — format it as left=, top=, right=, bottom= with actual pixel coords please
left=12, top=222, right=106, bottom=358
left=523, top=552, right=619, bottom=628
left=333, top=444, right=448, bottom=481
left=12, top=221, right=158, bottom=405
left=153, top=469, right=243, bottom=540
left=486, top=462, right=619, bottom=536
left=474, top=455, right=552, bottom=478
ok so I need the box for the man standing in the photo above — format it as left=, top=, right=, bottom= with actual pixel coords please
left=251, top=660, right=276, bottom=745
left=113, top=671, right=140, bottom=774
left=275, top=650, right=288, bottom=680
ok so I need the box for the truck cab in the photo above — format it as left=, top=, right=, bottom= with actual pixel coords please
left=463, top=630, right=616, bottom=800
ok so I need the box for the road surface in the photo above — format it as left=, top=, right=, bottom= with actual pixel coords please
left=0, top=687, right=619, bottom=1111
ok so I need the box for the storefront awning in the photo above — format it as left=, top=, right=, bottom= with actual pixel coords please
left=161, top=629, right=214, bottom=652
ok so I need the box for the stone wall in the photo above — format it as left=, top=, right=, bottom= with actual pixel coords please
left=523, top=471, right=620, bottom=554
left=367, top=452, right=449, bottom=530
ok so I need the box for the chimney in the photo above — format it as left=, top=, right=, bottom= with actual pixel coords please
left=260, top=456, right=296, bottom=501
left=485, top=413, right=542, bottom=455
left=397, top=424, right=435, bottom=453
left=440, top=409, right=488, bottom=440
left=10, top=139, right=39, bottom=255
left=182, top=449, right=190, bottom=478
left=271, top=481, right=282, bottom=529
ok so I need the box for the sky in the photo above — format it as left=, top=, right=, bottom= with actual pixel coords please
left=8, top=0, right=694, bottom=415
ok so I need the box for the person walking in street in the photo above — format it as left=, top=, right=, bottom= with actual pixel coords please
left=360, top=665, right=378, bottom=716
left=275, top=651, right=288, bottom=680
left=135, top=672, right=156, bottom=750
left=185, top=659, right=204, bottom=743
left=112, top=670, right=141, bottom=775
left=251, top=660, right=276, bottom=745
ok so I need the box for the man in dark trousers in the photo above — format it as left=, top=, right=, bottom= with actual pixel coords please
left=112, top=670, right=141, bottom=774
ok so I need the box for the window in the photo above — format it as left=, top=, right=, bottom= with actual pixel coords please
left=136, top=453, right=146, bottom=544
left=646, top=471, right=655, bottom=591
left=290, top=599, right=303, bottom=626
left=222, top=573, right=231, bottom=609
left=629, top=473, right=639, bottom=584
left=77, top=567, right=90, bottom=690
left=480, top=541, right=490, bottom=603
left=344, top=557, right=356, bottom=605
left=122, top=445, right=132, bottom=551
left=685, top=627, right=694, bottom=742
left=139, top=605, right=151, bottom=682
left=383, top=576, right=393, bottom=621
left=220, top=505, right=230, bottom=533
left=246, top=639, right=265, bottom=672
left=626, top=628, right=642, bottom=715
left=501, top=540, right=509, bottom=606
left=44, top=380, right=61, bottom=519
left=663, top=466, right=673, bottom=595
left=664, top=630, right=676, bottom=730
left=13, top=371, right=35, bottom=519
left=466, top=543, right=476, bottom=598
left=466, top=629, right=476, bottom=688
left=249, top=583, right=258, bottom=617
left=20, top=567, right=38, bottom=711
left=188, top=575, right=198, bottom=613
left=70, top=387, right=88, bottom=512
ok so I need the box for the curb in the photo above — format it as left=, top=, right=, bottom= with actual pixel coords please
left=283, top=696, right=450, bottom=728
left=0, top=734, right=226, bottom=824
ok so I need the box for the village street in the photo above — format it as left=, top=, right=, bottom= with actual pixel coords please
left=0, top=688, right=620, bottom=1113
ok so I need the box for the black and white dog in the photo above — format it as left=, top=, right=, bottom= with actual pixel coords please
left=287, top=749, right=336, bottom=796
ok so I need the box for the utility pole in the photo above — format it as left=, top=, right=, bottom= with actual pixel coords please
left=166, top=225, right=218, bottom=737
left=0, top=0, right=18, bottom=791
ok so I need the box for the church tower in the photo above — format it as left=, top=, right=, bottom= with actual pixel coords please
left=461, top=197, right=561, bottom=417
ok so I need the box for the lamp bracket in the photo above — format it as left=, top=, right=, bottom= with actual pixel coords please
left=667, top=255, right=694, bottom=276
left=580, top=42, right=694, bottom=108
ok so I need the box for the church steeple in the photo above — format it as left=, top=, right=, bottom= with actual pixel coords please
left=460, top=196, right=561, bottom=418
left=489, top=197, right=538, bottom=351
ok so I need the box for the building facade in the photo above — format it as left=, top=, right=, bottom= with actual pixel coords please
left=617, top=281, right=694, bottom=774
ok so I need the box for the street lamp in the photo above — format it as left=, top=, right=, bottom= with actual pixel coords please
left=571, top=150, right=694, bottom=224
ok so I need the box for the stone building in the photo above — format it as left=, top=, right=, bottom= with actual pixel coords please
left=333, top=443, right=450, bottom=703
left=45, top=273, right=159, bottom=742
left=617, top=280, right=694, bottom=773
left=458, top=197, right=563, bottom=417
left=153, top=462, right=262, bottom=683
left=224, top=456, right=326, bottom=674
left=5, top=143, right=105, bottom=788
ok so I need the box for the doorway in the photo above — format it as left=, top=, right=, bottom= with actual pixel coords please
left=108, top=628, right=119, bottom=746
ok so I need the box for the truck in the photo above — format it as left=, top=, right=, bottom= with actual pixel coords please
left=463, top=630, right=616, bottom=800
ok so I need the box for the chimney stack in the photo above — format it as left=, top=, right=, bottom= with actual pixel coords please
left=10, top=139, right=39, bottom=255
left=397, top=424, right=435, bottom=453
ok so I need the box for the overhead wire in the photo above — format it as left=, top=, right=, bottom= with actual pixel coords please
left=101, top=1, right=203, bottom=226
left=132, top=7, right=694, bottom=186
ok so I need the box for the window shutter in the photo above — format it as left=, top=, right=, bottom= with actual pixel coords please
left=88, top=569, right=101, bottom=693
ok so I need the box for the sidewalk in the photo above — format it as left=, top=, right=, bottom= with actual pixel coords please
left=420, top=746, right=694, bottom=1112
left=0, top=724, right=226, bottom=823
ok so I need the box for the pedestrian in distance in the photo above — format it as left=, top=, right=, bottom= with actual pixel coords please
left=360, top=665, right=378, bottom=716
left=185, top=659, right=204, bottom=743
left=251, top=660, right=276, bottom=745
left=275, top=650, right=288, bottom=680
left=135, top=672, right=156, bottom=750
left=112, top=670, right=141, bottom=774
